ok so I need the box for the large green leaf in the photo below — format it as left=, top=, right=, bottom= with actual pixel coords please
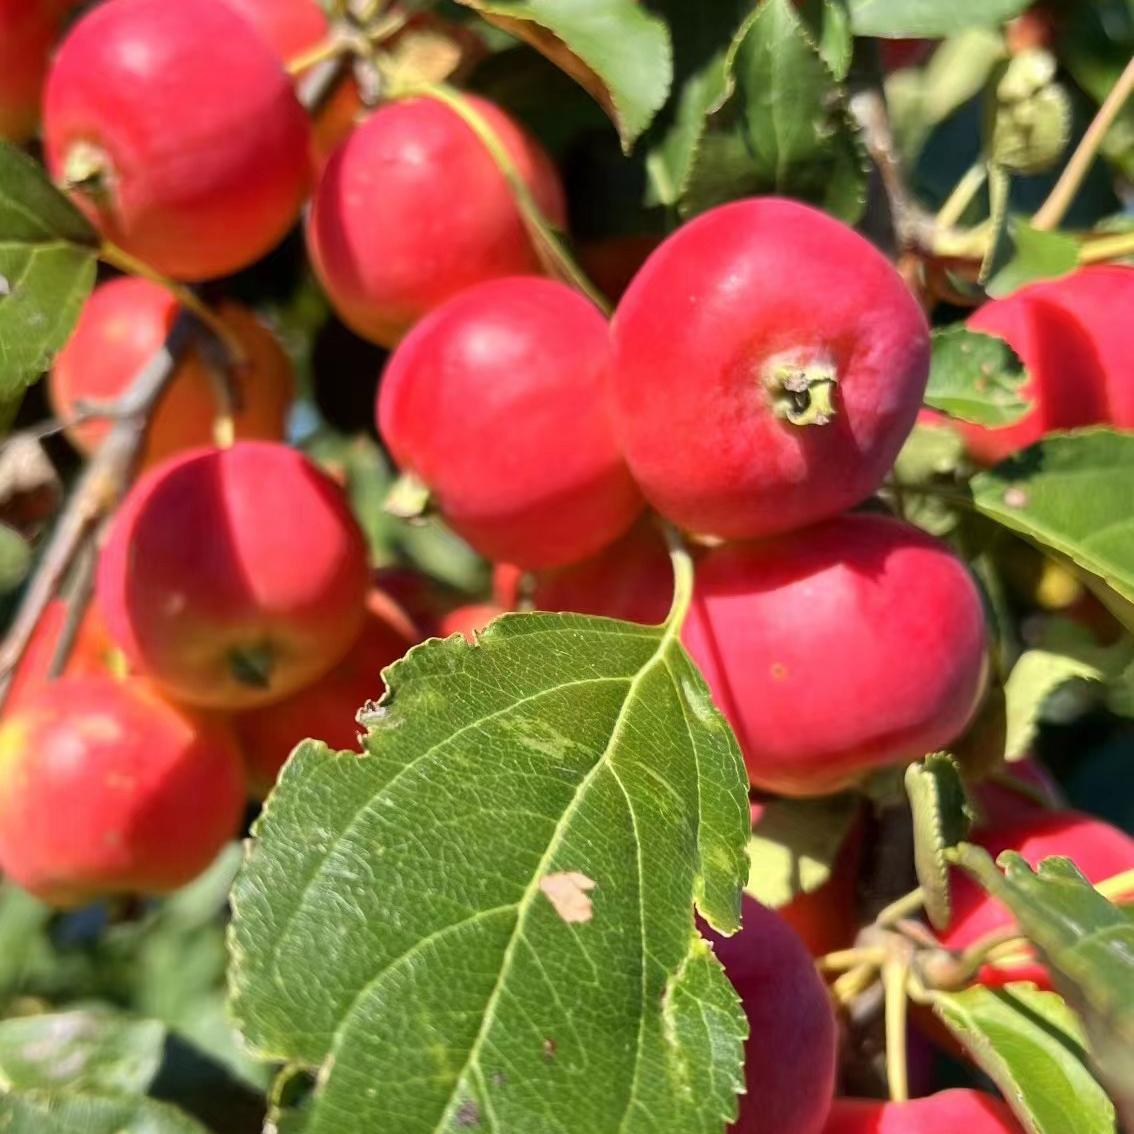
left=986, top=221, right=1080, bottom=298
left=0, top=1091, right=209, bottom=1134
left=453, top=0, right=671, bottom=148
left=954, top=847, right=1134, bottom=1127
left=230, top=610, right=750, bottom=1134
left=970, top=431, right=1134, bottom=607
left=679, top=0, right=865, bottom=223
left=931, top=984, right=1116, bottom=1134
left=0, top=142, right=99, bottom=398
left=0, top=1008, right=165, bottom=1095
left=848, top=0, right=1031, bottom=37
left=924, top=326, right=1031, bottom=426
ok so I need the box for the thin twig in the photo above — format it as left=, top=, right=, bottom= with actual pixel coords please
left=46, top=539, right=97, bottom=679
left=1032, top=53, right=1134, bottom=231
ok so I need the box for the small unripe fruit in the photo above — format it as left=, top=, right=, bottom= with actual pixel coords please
left=0, top=676, right=245, bottom=906
left=822, top=1091, right=1023, bottom=1133
left=308, top=96, right=566, bottom=345
left=701, top=895, right=837, bottom=1134
left=683, top=514, right=987, bottom=796
left=610, top=198, right=931, bottom=540
left=51, top=278, right=294, bottom=469
left=959, top=281, right=1109, bottom=464
left=940, top=809, right=1134, bottom=989
left=378, top=277, right=643, bottom=570
left=44, top=0, right=313, bottom=281
left=235, top=600, right=415, bottom=796
left=97, top=442, right=370, bottom=709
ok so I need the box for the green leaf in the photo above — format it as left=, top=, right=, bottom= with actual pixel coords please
left=453, top=0, right=672, bottom=148
left=0, top=142, right=100, bottom=398
left=230, top=611, right=751, bottom=1134
left=849, top=0, right=1031, bottom=37
left=906, top=754, right=971, bottom=929
left=745, top=794, right=858, bottom=909
left=970, top=431, right=1134, bottom=608
left=931, top=983, right=1116, bottom=1134
left=0, top=1091, right=210, bottom=1134
left=953, top=847, right=1134, bottom=1128
left=679, top=0, right=866, bottom=224
left=986, top=221, right=1080, bottom=297
left=0, top=521, right=30, bottom=595
left=0, top=1008, right=165, bottom=1095
left=1004, top=647, right=1106, bottom=761
left=924, top=326, right=1032, bottom=426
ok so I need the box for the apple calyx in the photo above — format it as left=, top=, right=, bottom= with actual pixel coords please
left=229, top=642, right=276, bottom=690
left=61, top=141, right=114, bottom=204
left=766, top=360, right=839, bottom=427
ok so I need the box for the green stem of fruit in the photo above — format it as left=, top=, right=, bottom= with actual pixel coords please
left=662, top=523, right=695, bottom=634
left=1078, top=229, right=1134, bottom=265
left=935, top=162, right=988, bottom=231
left=1032, top=52, right=1134, bottom=232
left=874, top=887, right=926, bottom=928
left=818, top=946, right=888, bottom=973
left=405, top=82, right=613, bottom=316
left=1096, top=867, right=1134, bottom=902
left=883, top=950, right=912, bottom=1103
left=98, top=242, right=246, bottom=369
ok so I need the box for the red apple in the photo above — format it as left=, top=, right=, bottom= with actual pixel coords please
left=822, top=1091, right=1023, bottom=1133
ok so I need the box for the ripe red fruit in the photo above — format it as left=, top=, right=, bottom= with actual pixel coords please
left=44, top=0, right=313, bottom=281
left=610, top=198, right=931, bottom=540
left=492, top=563, right=524, bottom=610
left=940, top=809, right=1134, bottom=989
left=0, top=676, right=245, bottom=906
left=7, top=598, right=117, bottom=709
left=701, top=895, right=837, bottom=1134
left=822, top=1091, right=1023, bottom=1133
left=438, top=603, right=505, bottom=643
left=97, top=442, right=370, bottom=709
left=235, top=600, right=415, bottom=796
left=959, top=283, right=1109, bottom=464
left=531, top=521, right=674, bottom=625
left=217, top=0, right=328, bottom=59
left=51, top=278, right=294, bottom=469
left=378, top=277, right=643, bottom=570
left=683, top=514, right=987, bottom=796
left=0, top=0, right=69, bottom=142
left=308, top=96, right=566, bottom=345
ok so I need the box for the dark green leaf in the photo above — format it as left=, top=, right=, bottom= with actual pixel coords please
left=906, top=753, right=971, bottom=929
left=230, top=611, right=750, bottom=1134
left=931, top=983, right=1116, bottom=1134
left=986, top=221, right=1080, bottom=298
left=745, top=794, right=858, bottom=908
left=953, top=847, right=1134, bottom=1128
left=0, top=142, right=99, bottom=398
left=924, top=326, right=1031, bottom=426
left=0, top=1091, right=209, bottom=1134
left=848, top=0, right=1031, bottom=37
left=970, top=431, right=1134, bottom=608
left=453, top=0, right=672, bottom=148
left=679, top=0, right=866, bottom=223
left=0, top=1008, right=164, bottom=1095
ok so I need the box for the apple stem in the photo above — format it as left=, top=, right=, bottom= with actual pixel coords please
left=767, top=362, right=839, bottom=426
left=883, top=947, right=912, bottom=1103
left=661, top=523, right=695, bottom=634
left=385, top=473, right=433, bottom=521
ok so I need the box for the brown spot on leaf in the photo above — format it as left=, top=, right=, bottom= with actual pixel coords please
left=543, top=1038, right=557, bottom=1061
left=539, top=871, right=596, bottom=923
left=455, top=1099, right=480, bottom=1127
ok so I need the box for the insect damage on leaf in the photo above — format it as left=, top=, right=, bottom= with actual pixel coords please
left=539, top=871, right=597, bottom=923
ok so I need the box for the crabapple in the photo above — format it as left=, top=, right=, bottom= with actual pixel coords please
left=958, top=280, right=1110, bottom=464
left=683, top=513, right=987, bottom=796
left=940, top=809, right=1134, bottom=989
left=51, top=278, right=294, bottom=469
left=701, top=895, right=837, bottom=1134
left=0, top=676, right=245, bottom=906
left=235, top=599, right=416, bottom=796
left=7, top=597, right=117, bottom=709
left=378, top=277, right=643, bottom=570
left=530, top=521, right=674, bottom=625
left=609, top=198, right=931, bottom=540
left=44, top=0, right=312, bottom=281
left=217, top=0, right=327, bottom=60
left=822, top=1091, right=1023, bottom=1133
left=308, top=96, right=566, bottom=345
left=97, top=442, right=370, bottom=709
left=492, top=563, right=525, bottom=611
left=0, top=0, right=69, bottom=142
left=438, top=603, right=505, bottom=643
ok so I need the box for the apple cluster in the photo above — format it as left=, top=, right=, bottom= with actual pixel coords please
left=1, top=1, right=1133, bottom=1132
